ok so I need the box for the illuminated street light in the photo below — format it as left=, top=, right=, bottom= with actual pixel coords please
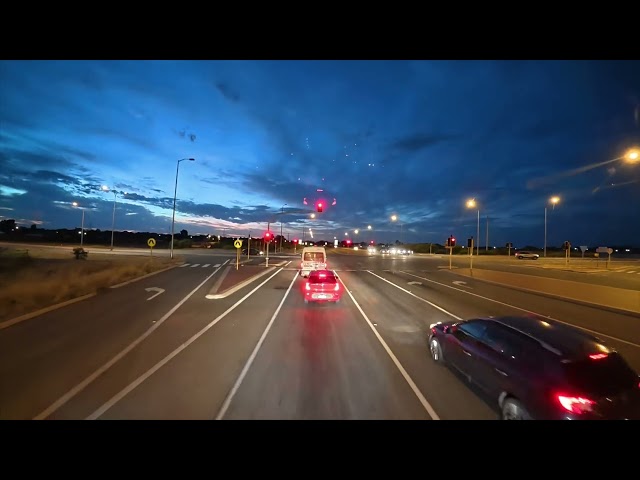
left=367, top=225, right=372, bottom=230
left=354, top=229, right=359, bottom=235
left=625, top=148, right=639, bottom=163
left=310, top=213, right=316, bottom=219
left=544, top=195, right=561, bottom=257
left=390, top=215, right=397, bottom=222
left=72, top=202, right=85, bottom=247
left=102, top=185, right=118, bottom=251
left=466, top=199, right=480, bottom=256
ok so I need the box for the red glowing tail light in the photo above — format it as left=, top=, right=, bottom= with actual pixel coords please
left=589, top=353, right=608, bottom=360
left=557, top=395, right=595, bottom=415
left=305, top=282, right=310, bottom=291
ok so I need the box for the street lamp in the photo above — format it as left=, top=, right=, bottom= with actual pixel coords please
left=624, top=148, right=639, bottom=163
left=170, top=158, right=195, bottom=259
left=390, top=215, right=403, bottom=244
left=102, top=185, right=118, bottom=251
left=544, top=195, right=560, bottom=257
left=466, top=199, right=480, bottom=256
left=280, top=203, right=287, bottom=252
left=72, top=202, right=85, bottom=247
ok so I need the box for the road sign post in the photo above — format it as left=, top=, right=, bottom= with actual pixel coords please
left=596, top=246, right=612, bottom=269
left=147, top=237, right=156, bottom=256
left=234, top=239, right=243, bottom=270
left=469, top=237, right=474, bottom=271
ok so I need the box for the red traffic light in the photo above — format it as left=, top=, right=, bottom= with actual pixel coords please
left=293, top=238, right=298, bottom=243
left=316, top=202, right=323, bottom=213
left=264, top=231, right=273, bottom=242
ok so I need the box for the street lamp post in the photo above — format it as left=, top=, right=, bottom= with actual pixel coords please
left=170, top=158, right=195, bottom=259
left=280, top=203, right=287, bottom=253
left=544, top=195, right=560, bottom=257
left=72, top=202, right=85, bottom=247
left=102, top=186, right=118, bottom=251
left=466, top=199, right=480, bottom=256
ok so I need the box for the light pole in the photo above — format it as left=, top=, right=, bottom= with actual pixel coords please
left=280, top=203, right=287, bottom=253
left=72, top=202, right=85, bottom=247
left=102, top=186, right=118, bottom=251
left=391, top=215, right=403, bottom=244
left=170, top=158, right=195, bottom=259
left=544, top=195, right=560, bottom=257
left=466, top=199, right=480, bottom=256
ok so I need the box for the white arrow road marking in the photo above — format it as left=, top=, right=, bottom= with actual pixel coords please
left=452, top=281, right=471, bottom=288
left=145, top=287, right=165, bottom=301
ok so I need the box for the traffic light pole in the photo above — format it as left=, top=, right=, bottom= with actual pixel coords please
left=469, top=237, right=474, bottom=271
left=449, top=246, right=453, bottom=270
left=266, top=221, right=270, bottom=267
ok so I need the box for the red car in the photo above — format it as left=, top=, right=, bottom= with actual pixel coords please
left=303, top=270, right=343, bottom=304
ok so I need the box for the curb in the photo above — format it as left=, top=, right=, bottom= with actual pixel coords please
left=0, top=261, right=181, bottom=331
left=448, top=269, right=640, bottom=318
left=206, top=267, right=276, bottom=299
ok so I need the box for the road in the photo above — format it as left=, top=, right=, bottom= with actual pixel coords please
left=1, top=250, right=639, bottom=420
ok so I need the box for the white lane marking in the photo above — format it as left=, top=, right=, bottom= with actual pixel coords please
left=190, top=264, right=200, bottom=268
left=85, top=267, right=285, bottom=420
left=628, top=271, right=636, bottom=274
left=215, top=272, right=297, bottom=420
left=367, top=271, right=462, bottom=321
left=179, top=263, right=190, bottom=268
left=337, top=274, right=440, bottom=420
left=33, top=259, right=230, bottom=420
left=399, top=271, right=640, bottom=349
left=213, top=264, right=221, bottom=268
left=202, top=264, right=210, bottom=268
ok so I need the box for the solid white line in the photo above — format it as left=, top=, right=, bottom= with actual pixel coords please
left=203, top=264, right=210, bottom=268
left=33, top=259, right=230, bottom=420
left=366, top=271, right=462, bottom=321
left=337, top=274, right=440, bottom=420
left=86, top=266, right=285, bottom=420
left=215, top=272, right=297, bottom=420
left=399, top=271, right=640, bottom=349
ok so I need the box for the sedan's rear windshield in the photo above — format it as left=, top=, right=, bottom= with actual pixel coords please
left=563, top=352, right=638, bottom=396
left=309, top=274, right=337, bottom=284
left=304, top=252, right=325, bottom=261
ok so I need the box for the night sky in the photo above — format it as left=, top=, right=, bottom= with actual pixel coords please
left=1, top=60, right=639, bottom=247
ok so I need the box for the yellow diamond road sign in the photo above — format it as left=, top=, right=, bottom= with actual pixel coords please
left=234, top=239, right=243, bottom=249
left=147, top=238, right=156, bottom=248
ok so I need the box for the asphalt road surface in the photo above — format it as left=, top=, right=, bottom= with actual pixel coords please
left=1, top=250, right=639, bottom=420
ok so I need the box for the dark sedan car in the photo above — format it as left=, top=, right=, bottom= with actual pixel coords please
left=428, top=315, right=640, bottom=420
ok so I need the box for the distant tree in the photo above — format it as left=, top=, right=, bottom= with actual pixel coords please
left=180, top=229, right=188, bottom=237
left=31, top=224, right=37, bottom=230
left=0, top=219, right=16, bottom=233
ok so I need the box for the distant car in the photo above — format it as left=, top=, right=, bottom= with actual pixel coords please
left=428, top=315, right=640, bottom=420
left=242, top=248, right=263, bottom=256
left=515, top=251, right=539, bottom=260
left=303, top=270, right=342, bottom=304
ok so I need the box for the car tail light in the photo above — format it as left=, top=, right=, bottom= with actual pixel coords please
left=334, top=283, right=340, bottom=291
left=557, top=395, right=595, bottom=415
left=589, top=353, right=608, bottom=360
left=305, top=282, right=310, bottom=291
left=319, top=273, right=326, bottom=278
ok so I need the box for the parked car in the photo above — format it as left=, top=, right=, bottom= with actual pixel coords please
left=428, top=315, right=640, bottom=420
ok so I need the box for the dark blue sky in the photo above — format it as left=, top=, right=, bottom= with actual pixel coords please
left=1, top=60, right=639, bottom=246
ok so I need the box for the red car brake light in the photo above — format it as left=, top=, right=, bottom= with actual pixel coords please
left=305, top=282, right=310, bottom=291
left=319, top=273, right=326, bottom=278
left=589, top=353, right=608, bottom=360
left=334, top=282, right=340, bottom=291
left=557, top=395, right=595, bottom=415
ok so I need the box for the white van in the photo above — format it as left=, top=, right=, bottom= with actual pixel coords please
left=300, top=246, right=327, bottom=277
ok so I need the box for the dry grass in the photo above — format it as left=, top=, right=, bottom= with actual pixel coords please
left=0, top=248, right=179, bottom=323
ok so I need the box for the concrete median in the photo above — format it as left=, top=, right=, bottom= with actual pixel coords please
left=453, top=268, right=640, bottom=315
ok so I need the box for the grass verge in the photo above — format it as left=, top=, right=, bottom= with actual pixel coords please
left=0, top=247, right=180, bottom=323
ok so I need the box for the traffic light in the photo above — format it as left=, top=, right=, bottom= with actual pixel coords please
left=264, top=231, right=272, bottom=242
left=293, top=238, right=298, bottom=244
left=467, top=237, right=473, bottom=248
left=450, top=236, right=456, bottom=247
left=506, top=242, right=513, bottom=248
left=316, top=202, right=323, bottom=213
